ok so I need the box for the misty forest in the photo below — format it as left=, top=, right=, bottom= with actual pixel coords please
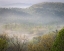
left=0, top=2, right=64, bottom=51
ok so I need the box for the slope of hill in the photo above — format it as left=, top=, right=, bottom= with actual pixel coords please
left=0, top=2, right=64, bottom=25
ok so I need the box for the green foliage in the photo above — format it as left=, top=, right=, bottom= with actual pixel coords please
left=51, top=28, right=64, bottom=51
left=0, top=38, right=8, bottom=51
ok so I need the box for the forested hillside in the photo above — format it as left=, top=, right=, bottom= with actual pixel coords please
left=0, top=2, right=64, bottom=25
left=0, top=2, right=64, bottom=51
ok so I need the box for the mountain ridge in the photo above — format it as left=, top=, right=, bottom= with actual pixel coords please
left=0, top=2, right=64, bottom=25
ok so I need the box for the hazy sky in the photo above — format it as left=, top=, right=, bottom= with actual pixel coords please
left=0, top=0, right=64, bottom=8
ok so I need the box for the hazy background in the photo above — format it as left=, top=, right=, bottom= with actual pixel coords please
left=0, top=0, right=64, bottom=8
left=0, top=0, right=64, bottom=39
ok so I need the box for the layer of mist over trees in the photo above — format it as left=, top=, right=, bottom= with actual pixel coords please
left=0, top=28, right=64, bottom=51
left=0, top=2, right=64, bottom=51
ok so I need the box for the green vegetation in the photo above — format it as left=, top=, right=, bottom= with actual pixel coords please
left=51, top=28, right=64, bottom=51
left=0, top=38, right=8, bottom=51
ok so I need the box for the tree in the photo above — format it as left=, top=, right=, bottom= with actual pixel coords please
left=0, top=38, right=8, bottom=51
left=51, top=28, right=64, bottom=51
left=8, top=35, right=28, bottom=51
left=28, top=32, right=57, bottom=51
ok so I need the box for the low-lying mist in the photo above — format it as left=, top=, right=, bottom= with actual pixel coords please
left=0, top=23, right=63, bottom=40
